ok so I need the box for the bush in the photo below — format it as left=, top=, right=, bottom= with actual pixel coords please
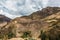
left=21, top=31, right=31, bottom=38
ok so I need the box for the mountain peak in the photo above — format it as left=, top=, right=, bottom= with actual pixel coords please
left=0, top=14, right=11, bottom=22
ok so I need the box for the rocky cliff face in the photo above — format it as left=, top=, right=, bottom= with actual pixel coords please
left=0, top=7, right=60, bottom=40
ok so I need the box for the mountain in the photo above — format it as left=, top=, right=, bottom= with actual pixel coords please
left=0, top=7, right=60, bottom=40
left=0, top=15, right=11, bottom=22
left=0, top=15, right=11, bottom=29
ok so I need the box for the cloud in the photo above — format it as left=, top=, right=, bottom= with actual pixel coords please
left=0, top=0, right=43, bottom=16
left=0, top=0, right=60, bottom=19
left=48, top=0, right=60, bottom=7
left=0, top=0, right=17, bottom=11
left=42, top=0, right=48, bottom=8
left=0, top=10, right=22, bottom=19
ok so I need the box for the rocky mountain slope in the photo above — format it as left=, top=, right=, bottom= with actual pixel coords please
left=0, top=15, right=11, bottom=29
left=0, top=7, right=60, bottom=40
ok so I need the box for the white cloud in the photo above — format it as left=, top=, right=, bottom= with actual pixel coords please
left=42, top=0, right=48, bottom=8
left=4, top=0, right=17, bottom=11
left=0, top=10, right=22, bottom=19
left=48, top=0, right=60, bottom=7
left=0, top=0, right=60, bottom=19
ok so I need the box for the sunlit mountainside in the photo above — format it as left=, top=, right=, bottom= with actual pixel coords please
left=0, top=7, right=60, bottom=40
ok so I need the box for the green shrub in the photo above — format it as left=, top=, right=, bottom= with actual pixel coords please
left=8, top=32, right=15, bottom=39
left=21, top=31, right=31, bottom=38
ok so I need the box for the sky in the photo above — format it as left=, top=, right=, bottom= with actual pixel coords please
left=0, top=0, right=60, bottom=19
